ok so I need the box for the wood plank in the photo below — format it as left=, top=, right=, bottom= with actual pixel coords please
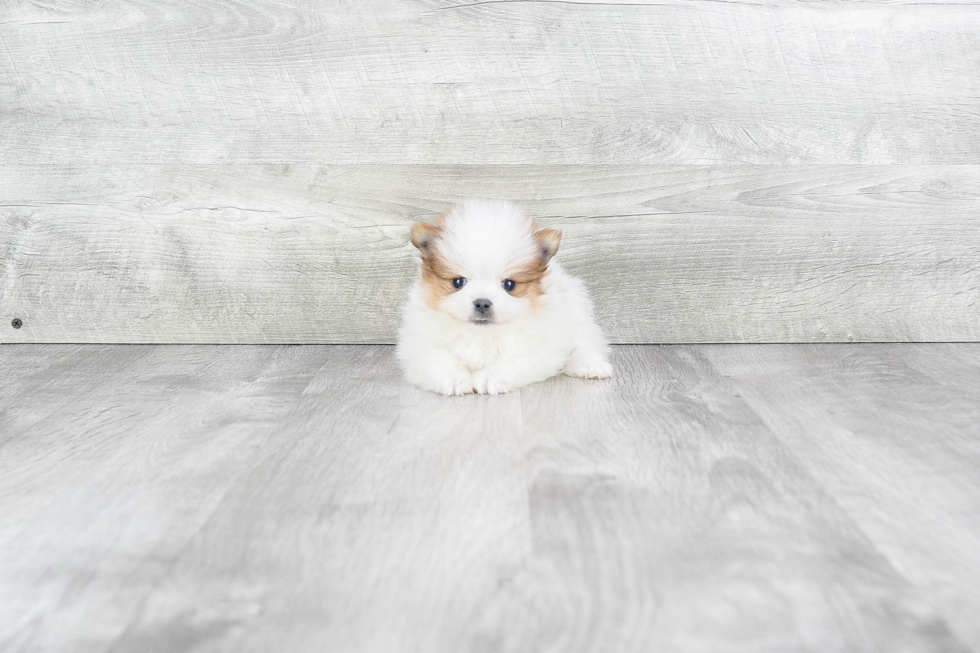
left=2, top=1, right=980, bottom=164
left=3, top=165, right=979, bottom=344
left=0, top=344, right=153, bottom=445
left=704, top=343, right=980, bottom=647
left=105, top=346, right=531, bottom=653
left=0, top=344, right=327, bottom=653
left=1, top=344, right=977, bottom=651
left=487, top=345, right=967, bottom=651
left=877, top=343, right=980, bottom=402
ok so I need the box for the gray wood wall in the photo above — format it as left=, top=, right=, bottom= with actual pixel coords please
left=2, top=0, right=978, bottom=343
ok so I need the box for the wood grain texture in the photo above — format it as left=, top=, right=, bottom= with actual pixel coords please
left=704, top=343, right=980, bottom=647
left=3, top=165, right=979, bottom=344
left=2, top=343, right=979, bottom=652
left=479, top=345, right=970, bottom=652
left=2, top=0, right=980, bottom=164
left=108, top=347, right=530, bottom=653
left=0, top=345, right=330, bottom=653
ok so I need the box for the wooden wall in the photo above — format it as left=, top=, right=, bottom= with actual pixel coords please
left=2, top=0, right=979, bottom=343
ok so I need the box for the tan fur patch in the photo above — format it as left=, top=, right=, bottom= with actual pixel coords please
left=410, top=214, right=462, bottom=311
left=419, top=248, right=461, bottom=311
left=500, top=226, right=562, bottom=306
left=503, top=253, right=551, bottom=306
left=409, top=222, right=438, bottom=254
left=535, top=227, right=562, bottom=265
left=504, top=268, right=545, bottom=305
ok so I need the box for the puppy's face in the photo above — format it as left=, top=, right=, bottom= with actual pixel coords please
left=410, top=201, right=561, bottom=328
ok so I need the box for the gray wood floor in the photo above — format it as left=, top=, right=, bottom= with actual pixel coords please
left=1, top=344, right=978, bottom=653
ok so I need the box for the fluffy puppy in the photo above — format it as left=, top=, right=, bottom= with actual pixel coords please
left=397, top=199, right=612, bottom=395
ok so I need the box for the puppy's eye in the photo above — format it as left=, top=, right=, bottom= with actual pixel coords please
left=502, top=279, right=516, bottom=292
left=452, top=277, right=467, bottom=290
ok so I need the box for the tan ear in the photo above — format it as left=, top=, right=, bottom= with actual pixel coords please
left=535, top=227, right=562, bottom=264
left=409, top=222, right=439, bottom=255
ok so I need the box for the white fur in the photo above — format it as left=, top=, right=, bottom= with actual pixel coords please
left=397, top=199, right=612, bottom=396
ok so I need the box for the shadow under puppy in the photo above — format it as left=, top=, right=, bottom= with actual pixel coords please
left=397, top=199, right=612, bottom=395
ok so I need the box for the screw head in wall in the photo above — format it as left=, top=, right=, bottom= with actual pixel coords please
left=11, top=318, right=22, bottom=329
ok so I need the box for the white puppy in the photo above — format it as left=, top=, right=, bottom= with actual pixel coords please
left=397, top=199, right=612, bottom=395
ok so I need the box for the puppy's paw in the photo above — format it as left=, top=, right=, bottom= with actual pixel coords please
left=471, top=369, right=512, bottom=395
left=430, top=369, right=475, bottom=396
left=563, top=357, right=613, bottom=380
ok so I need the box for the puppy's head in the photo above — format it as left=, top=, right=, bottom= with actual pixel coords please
left=409, top=199, right=561, bottom=327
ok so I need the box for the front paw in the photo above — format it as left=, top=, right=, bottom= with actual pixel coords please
left=471, top=369, right=511, bottom=395
left=429, top=369, right=475, bottom=396
left=563, top=357, right=613, bottom=380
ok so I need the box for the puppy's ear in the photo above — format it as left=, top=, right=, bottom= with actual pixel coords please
left=409, top=222, right=439, bottom=257
left=535, top=227, right=562, bottom=264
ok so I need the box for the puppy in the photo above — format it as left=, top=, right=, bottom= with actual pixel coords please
left=397, top=199, right=612, bottom=395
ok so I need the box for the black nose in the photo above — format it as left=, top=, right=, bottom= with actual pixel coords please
left=473, top=298, right=492, bottom=313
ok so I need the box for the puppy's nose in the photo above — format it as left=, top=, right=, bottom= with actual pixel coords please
left=473, top=298, right=492, bottom=313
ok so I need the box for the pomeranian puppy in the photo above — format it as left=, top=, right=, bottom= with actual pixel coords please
left=397, top=199, right=612, bottom=395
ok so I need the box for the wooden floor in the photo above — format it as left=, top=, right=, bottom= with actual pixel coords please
left=1, top=344, right=978, bottom=653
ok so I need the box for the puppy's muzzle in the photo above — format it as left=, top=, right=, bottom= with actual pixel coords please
left=472, top=298, right=494, bottom=324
